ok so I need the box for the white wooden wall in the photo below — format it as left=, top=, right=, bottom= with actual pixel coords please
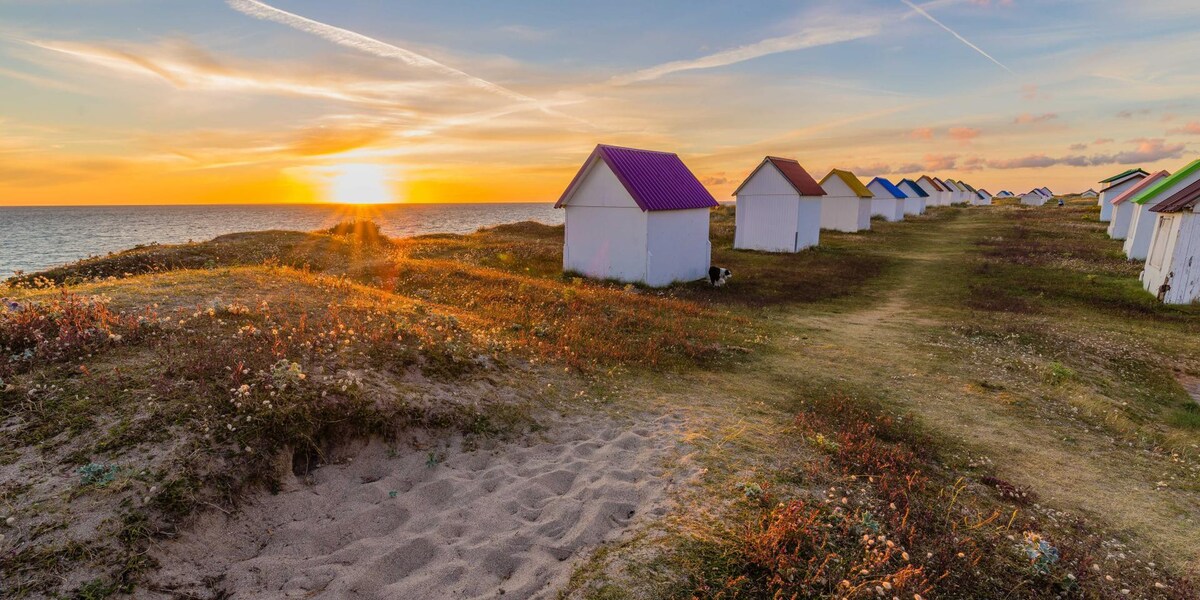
left=646, top=208, right=711, bottom=286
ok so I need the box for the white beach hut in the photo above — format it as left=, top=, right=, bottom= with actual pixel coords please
left=975, top=188, right=994, bottom=205
left=819, top=169, right=873, bottom=232
left=1081, top=189, right=1099, bottom=199
left=865, top=177, right=908, bottom=222
left=915, top=176, right=948, bottom=207
left=1125, top=160, right=1200, bottom=260
left=1107, top=170, right=1169, bottom=241
left=1021, top=190, right=1047, bottom=206
left=996, top=190, right=1015, bottom=198
left=555, top=144, right=717, bottom=287
left=1097, top=169, right=1149, bottom=222
left=1140, top=178, right=1200, bottom=304
left=896, top=179, right=929, bottom=215
left=942, top=179, right=963, bottom=204
left=733, top=156, right=827, bottom=253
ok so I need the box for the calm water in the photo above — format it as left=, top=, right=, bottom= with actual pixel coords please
left=0, top=203, right=562, bottom=278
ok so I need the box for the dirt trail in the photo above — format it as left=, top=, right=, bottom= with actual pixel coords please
left=766, top=212, right=1200, bottom=570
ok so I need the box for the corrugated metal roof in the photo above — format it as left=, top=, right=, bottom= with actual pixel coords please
left=898, top=178, right=930, bottom=197
left=1134, top=159, right=1200, bottom=205
left=1111, top=170, right=1169, bottom=205
left=1151, top=178, right=1200, bottom=213
left=1099, top=168, right=1149, bottom=184
left=1099, top=172, right=1147, bottom=193
left=820, top=169, right=874, bottom=198
left=555, top=144, right=718, bottom=211
left=732, top=156, right=825, bottom=197
left=867, top=177, right=908, bottom=198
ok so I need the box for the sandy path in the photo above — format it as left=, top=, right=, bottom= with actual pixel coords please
left=149, top=412, right=687, bottom=599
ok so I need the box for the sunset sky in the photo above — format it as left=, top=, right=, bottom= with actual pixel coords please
left=2, top=0, right=1200, bottom=205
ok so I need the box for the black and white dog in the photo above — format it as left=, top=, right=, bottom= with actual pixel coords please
left=708, top=266, right=732, bottom=287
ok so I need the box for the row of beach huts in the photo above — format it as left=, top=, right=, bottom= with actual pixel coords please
left=1092, top=162, right=1200, bottom=304
left=554, top=144, right=1048, bottom=287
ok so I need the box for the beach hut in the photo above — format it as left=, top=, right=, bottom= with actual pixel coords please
left=1021, top=190, right=1047, bottom=206
left=819, top=169, right=874, bottom=232
left=1039, top=187, right=1053, bottom=197
left=555, top=144, right=716, bottom=287
left=897, top=178, right=928, bottom=215
left=975, top=189, right=994, bottom=205
left=732, top=156, right=826, bottom=253
left=1108, top=170, right=1169, bottom=241
left=920, top=176, right=951, bottom=206
left=942, top=179, right=963, bottom=204
left=1081, top=189, right=1099, bottom=198
left=1125, top=160, right=1200, bottom=260
left=996, top=190, right=1015, bottom=198
left=865, top=177, right=908, bottom=222
left=1097, top=168, right=1149, bottom=222
left=1141, top=179, right=1200, bottom=304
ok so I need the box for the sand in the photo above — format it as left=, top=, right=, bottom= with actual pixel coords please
left=147, top=411, right=687, bottom=599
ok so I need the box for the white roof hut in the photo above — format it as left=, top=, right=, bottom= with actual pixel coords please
left=1125, top=160, right=1200, bottom=260
left=818, top=169, right=874, bottom=232
left=555, top=144, right=717, bottom=287
left=896, top=179, right=929, bottom=215
left=865, top=177, right=908, bottom=222
left=975, top=188, right=994, bottom=205
left=1107, top=170, right=1169, bottom=241
left=733, top=156, right=827, bottom=253
left=1097, top=169, right=1149, bottom=222
left=1141, top=173, right=1200, bottom=304
left=996, top=190, right=1015, bottom=198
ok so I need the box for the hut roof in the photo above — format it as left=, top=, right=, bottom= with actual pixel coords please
left=732, top=156, right=826, bottom=197
left=820, top=169, right=874, bottom=198
left=867, top=177, right=908, bottom=198
left=1111, top=171, right=1169, bottom=205
left=1099, top=168, right=1150, bottom=184
left=556, top=144, right=718, bottom=211
left=1134, top=159, right=1200, bottom=205
left=898, top=179, right=930, bottom=197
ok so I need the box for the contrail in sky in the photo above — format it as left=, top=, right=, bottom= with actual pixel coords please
left=900, top=0, right=1013, bottom=74
left=226, top=0, right=589, bottom=125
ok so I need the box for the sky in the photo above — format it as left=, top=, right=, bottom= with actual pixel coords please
left=2, top=0, right=1200, bottom=205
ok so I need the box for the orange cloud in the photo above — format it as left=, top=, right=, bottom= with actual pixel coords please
left=1013, top=113, right=1058, bottom=124
left=909, top=127, right=934, bottom=140
left=948, top=127, right=981, bottom=143
left=1168, top=121, right=1200, bottom=135
left=923, top=154, right=958, bottom=170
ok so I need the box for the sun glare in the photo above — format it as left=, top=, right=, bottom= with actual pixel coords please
left=327, top=163, right=396, bottom=205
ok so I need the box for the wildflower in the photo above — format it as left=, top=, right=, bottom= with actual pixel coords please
left=5, top=516, right=14, bottom=526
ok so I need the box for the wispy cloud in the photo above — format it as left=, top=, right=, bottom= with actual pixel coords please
left=226, top=0, right=523, bottom=101
left=610, top=24, right=879, bottom=86
left=899, top=0, right=1013, bottom=74
left=982, top=138, right=1185, bottom=169
left=225, top=0, right=589, bottom=126
left=1014, top=112, right=1058, bottom=124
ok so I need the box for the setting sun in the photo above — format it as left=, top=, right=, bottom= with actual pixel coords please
left=327, top=163, right=396, bottom=205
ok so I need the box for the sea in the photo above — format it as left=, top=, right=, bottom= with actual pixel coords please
left=0, top=203, right=562, bottom=279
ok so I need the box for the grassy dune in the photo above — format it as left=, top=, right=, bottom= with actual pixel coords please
left=2, top=201, right=1198, bottom=598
